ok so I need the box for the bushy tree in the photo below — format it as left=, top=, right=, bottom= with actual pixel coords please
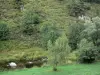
left=22, top=10, right=41, bottom=35
left=23, top=11, right=41, bottom=25
left=14, top=0, right=23, bottom=10
left=40, top=22, right=61, bottom=49
left=82, top=17, right=100, bottom=47
left=0, top=21, right=9, bottom=40
left=47, top=34, right=70, bottom=71
left=68, top=1, right=90, bottom=17
left=78, top=39, right=98, bottom=63
left=68, top=22, right=84, bottom=50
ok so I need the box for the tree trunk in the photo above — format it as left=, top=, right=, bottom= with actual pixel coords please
left=53, top=55, right=58, bottom=71
left=53, top=66, right=57, bottom=71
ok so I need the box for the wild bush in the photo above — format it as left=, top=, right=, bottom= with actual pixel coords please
left=79, top=48, right=98, bottom=63
left=68, top=2, right=90, bottom=17
left=40, top=22, right=61, bottom=49
left=22, top=10, right=41, bottom=35
left=82, top=17, right=100, bottom=46
left=0, top=21, right=9, bottom=40
left=68, top=22, right=85, bottom=50
left=78, top=39, right=98, bottom=63
left=83, top=0, right=100, bottom=3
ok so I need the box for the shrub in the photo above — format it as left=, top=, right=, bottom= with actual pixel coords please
left=79, top=48, right=98, bottom=63
left=78, top=39, right=98, bottom=63
left=14, top=0, right=25, bottom=10
left=68, top=22, right=85, bottom=50
left=82, top=17, right=100, bottom=46
left=40, top=22, right=61, bottom=49
left=22, top=11, right=41, bottom=35
left=23, top=24, right=37, bottom=35
left=23, top=11, right=41, bottom=25
left=68, top=51, right=78, bottom=62
left=58, top=0, right=64, bottom=1
left=83, top=0, right=100, bottom=3
left=68, top=2, right=90, bottom=17
left=0, top=21, right=9, bottom=40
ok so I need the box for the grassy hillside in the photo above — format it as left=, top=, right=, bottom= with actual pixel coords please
left=1, top=0, right=100, bottom=32
left=0, top=0, right=100, bottom=48
left=0, top=47, right=46, bottom=63
left=0, top=0, right=100, bottom=70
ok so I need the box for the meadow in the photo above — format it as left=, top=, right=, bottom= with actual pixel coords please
left=0, top=62, right=100, bottom=75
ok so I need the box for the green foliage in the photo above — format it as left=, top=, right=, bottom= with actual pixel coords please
left=22, top=24, right=37, bottom=35
left=0, top=0, right=100, bottom=67
left=68, top=22, right=84, bottom=50
left=0, top=47, right=46, bottom=64
left=23, top=11, right=41, bottom=25
left=83, top=0, right=100, bottom=3
left=68, top=2, right=90, bottom=17
left=14, top=0, right=23, bottom=10
left=57, top=0, right=64, bottom=1
left=47, top=34, right=70, bottom=71
left=0, top=21, right=9, bottom=40
left=78, top=39, right=98, bottom=63
left=22, top=10, right=41, bottom=35
left=82, top=17, right=100, bottom=46
left=68, top=51, right=79, bottom=62
left=40, top=22, right=60, bottom=49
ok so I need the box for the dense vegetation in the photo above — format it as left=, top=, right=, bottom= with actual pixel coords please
left=0, top=0, right=100, bottom=72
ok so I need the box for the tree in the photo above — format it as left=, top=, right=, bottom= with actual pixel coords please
left=68, top=1, right=90, bottom=17
left=47, top=34, right=70, bottom=71
left=82, top=17, right=100, bottom=47
left=0, top=21, right=9, bottom=40
left=68, top=22, right=84, bottom=50
left=78, top=39, right=98, bottom=63
left=40, top=22, right=61, bottom=49
left=22, top=9, right=41, bottom=35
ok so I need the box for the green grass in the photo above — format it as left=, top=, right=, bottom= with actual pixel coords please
left=0, top=62, right=100, bottom=75
left=0, top=43, right=47, bottom=63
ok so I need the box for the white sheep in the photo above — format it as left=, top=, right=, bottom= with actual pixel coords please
left=7, top=62, right=17, bottom=69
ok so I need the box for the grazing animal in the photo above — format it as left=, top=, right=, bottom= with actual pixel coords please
left=25, top=57, right=48, bottom=68
left=17, top=63, right=25, bottom=69
left=33, top=61, right=43, bottom=67
left=25, top=61, right=33, bottom=68
left=8, top=62, right=17, bottom=69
